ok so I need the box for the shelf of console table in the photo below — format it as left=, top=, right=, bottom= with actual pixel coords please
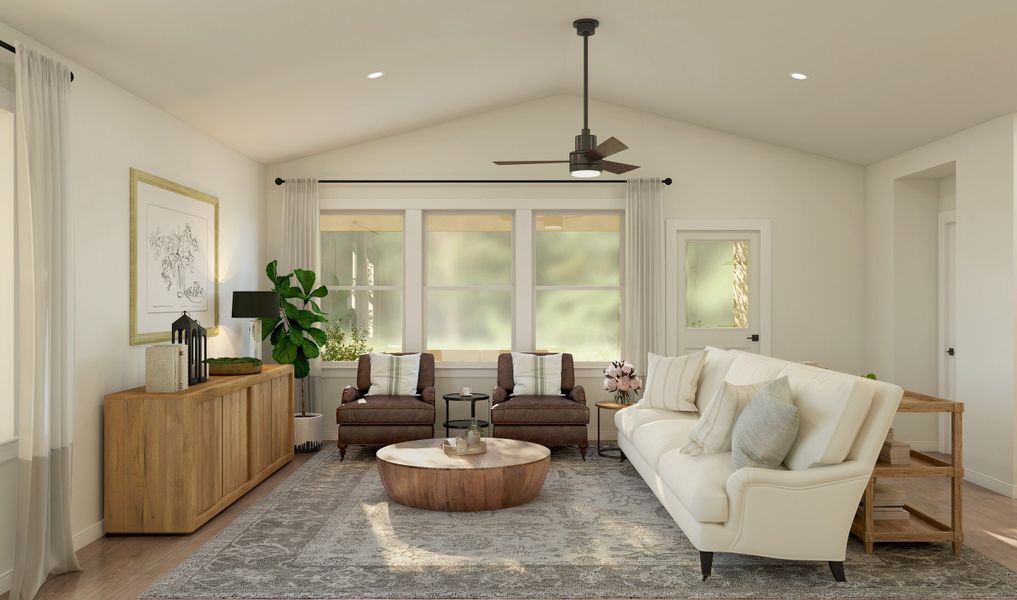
left=850, top=391, right=963, bottom=554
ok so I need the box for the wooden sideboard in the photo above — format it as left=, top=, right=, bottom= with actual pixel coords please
left=104, top=364, right=294, bottom=533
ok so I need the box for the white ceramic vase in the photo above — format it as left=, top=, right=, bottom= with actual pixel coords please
left=293, top=413, right=323, bottom=453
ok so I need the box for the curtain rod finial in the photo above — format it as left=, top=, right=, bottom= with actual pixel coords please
left=662, top=177, right=672, bottom=186
left=274, top=177, right=285, bottom=185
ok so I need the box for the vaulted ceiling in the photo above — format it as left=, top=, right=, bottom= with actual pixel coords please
left=2, top=0, right=1017, bottom=165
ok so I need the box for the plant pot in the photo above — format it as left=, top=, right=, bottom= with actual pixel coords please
left=293, top=413, right=323, bottom=453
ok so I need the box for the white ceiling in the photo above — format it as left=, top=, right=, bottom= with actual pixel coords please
left=2, top=0, right=1017, bottom=165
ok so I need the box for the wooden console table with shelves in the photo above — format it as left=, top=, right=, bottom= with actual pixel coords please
left=104, top=364, right=294, bottom=533
left=851, top=391, right=963, bottom=554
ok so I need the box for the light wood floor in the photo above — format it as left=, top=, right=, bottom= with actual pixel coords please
left=6, top=448, right=1017, bottom=600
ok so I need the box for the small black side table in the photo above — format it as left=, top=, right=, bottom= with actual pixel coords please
left=596, top=401, right=630, bottom=461
left=443, top=393, right=491, bottom=437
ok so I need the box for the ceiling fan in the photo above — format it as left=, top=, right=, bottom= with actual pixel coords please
left=493, top=18, right=639, bottom=178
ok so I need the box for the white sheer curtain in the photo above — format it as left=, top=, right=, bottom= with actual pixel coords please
left=11, top=43, right=80, bottom=600
left=281, top=178, right=320, bottom=274
left=623, top=178, right=665, bottom=372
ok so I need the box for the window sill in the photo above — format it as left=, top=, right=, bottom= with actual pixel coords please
left=319, top=361, right=607, bottom=378
left=0, top=437, right=18, bottom=463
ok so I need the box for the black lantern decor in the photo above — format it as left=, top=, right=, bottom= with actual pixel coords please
left=172, top=311, right=208, bottom=385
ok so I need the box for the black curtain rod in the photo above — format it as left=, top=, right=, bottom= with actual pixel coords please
left=275, top=177, right=672, bottom=186
left=1, top=39, right=75, bottom=82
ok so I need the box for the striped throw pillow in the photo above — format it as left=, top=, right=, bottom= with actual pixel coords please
left=639, top=351, right=707, bottom=412
left=366, top=353, right=421, bottom=396
left=681, top=376, right=789, bottom=456
left=511, top=353, right=563, bottom=396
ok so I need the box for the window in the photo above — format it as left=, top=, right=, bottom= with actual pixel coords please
left=320, top=213, right=403, bottom=353
left=534, top=214, right=622, bottom=361
left=425, top=214, right=513, bottom=363
left=685, top=239, right=749, bottom=329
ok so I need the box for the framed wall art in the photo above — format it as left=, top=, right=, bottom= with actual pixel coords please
left=130, top=168, right=220, bottom=345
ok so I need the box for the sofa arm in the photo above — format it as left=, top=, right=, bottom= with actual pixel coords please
left=341, top=385, right=362, bottom=404
left=567, top=385, right=587, bottom=404
left=421, top=386, right=436, bottom=406
left=493, top=387, right=509, bottom=405
left=723, top=460, right=873, bottom=561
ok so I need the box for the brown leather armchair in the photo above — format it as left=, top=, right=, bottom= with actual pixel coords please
left=491, top=352, right=590, bottom=459
left=336, top=353, right=436, bottom=460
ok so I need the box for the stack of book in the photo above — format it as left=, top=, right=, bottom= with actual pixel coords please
left=879, top=428, right=910, bottom=464
left=145, top=343, right=189, bottom=393
left=859, top=481, right=910, bottom=521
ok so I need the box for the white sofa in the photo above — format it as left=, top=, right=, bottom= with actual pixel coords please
left=616, top=348, right=903, bottom=581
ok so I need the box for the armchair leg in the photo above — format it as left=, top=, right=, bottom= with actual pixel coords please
left=699, top=551, right=713, bottom=581
left=339, top=444, right=348, bottom=461
left=579, top=442, right=588, bottom=461
left=828, top=561, right=846, bottom=582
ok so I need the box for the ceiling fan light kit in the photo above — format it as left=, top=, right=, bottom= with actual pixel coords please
left=494, top=18, right=641, bottom=178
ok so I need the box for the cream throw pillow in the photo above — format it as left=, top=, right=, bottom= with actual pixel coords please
left=681, top=376, right=792, bottom=455
left=511, top=352, right=563, bottom=396
left=639, top=351, right=707, bottom=412
left=366, top=353, right=421, bottom=396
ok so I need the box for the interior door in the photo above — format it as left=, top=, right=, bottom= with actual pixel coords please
left=671, top=230, right=762, bottom=355
left=938, top=212, right=956, bottom=452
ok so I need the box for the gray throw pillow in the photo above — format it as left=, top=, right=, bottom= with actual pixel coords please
left=731, top=378, right=799, bottom=469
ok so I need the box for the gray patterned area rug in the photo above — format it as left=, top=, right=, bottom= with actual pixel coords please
left=143, top=446, right=1017, bottom=599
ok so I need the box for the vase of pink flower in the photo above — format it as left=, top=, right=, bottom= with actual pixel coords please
left=603, top=360, right=642, bottom=404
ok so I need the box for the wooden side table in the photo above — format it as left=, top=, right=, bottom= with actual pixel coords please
left=595, top=401, right=631, bottom=461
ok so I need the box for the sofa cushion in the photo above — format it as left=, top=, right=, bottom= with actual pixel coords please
left=658, top=450, right=738, bottom=523
left=336, top=396, right=434, bottom=425
left=695, top=347, right=738, bottom=411
left=490, top=396, right=589, bottom=425
left=778, top=363, right=875, bottom=470
left=724, top=353, right=786, bottom=386
left=631, top=418, right=700, bottom=468
left=681, top=378, right=778, bottom=456
left=640, top=351, right=706, bottom=412
left=615, top=406, right=696, bottom=440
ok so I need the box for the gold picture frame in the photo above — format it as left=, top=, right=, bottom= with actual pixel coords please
left=130, top=168, right=220, bottom=345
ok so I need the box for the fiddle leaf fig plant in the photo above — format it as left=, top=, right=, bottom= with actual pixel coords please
left=260, top=260, right=329, bottom=415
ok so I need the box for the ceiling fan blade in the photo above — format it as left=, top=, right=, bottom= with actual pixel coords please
left=601, top=160, right=640, bottom=175
left=586, top=137, right=628, bottom=161
left=493, top=160, right=569, bottom=165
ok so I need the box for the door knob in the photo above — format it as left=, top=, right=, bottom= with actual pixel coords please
left=746, top=334, right=760, bottom=342
left=946, top=347, right=955, bottom=356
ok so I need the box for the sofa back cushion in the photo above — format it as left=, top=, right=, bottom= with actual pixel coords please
left=724, top=353, right=786, bottom=386
left=366, top=352, right=422, bottom=396
left=778, top=363, right=875, bottom=470
left=358, top=352, right=434, bottom=394
left=695, top=347, right=738, bottom=411
left=511, top=352, right=564, bottom=396
left=498, top=352, right=575, bottom=393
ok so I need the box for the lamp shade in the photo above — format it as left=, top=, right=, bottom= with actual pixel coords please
left=232, top=291, right=279, bottom=318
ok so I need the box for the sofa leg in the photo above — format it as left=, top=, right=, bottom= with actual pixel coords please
left=579, top=442, right=588, bottom=461
left=828, top=561, right=846, bottom=582
left=699, top=551, right=713, bottom=581
left=339, top=444, right=348, bottom=461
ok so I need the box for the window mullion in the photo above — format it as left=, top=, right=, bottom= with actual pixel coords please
left=514, top=208, right=534, bottom=352
left=404, top=209, right=423, bottom=352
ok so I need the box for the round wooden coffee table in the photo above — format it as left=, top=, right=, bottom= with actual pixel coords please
left=376, top=438, right=550, bottom=512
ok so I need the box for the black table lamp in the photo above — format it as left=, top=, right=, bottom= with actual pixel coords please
left=232, top=291, right=279, bottom=360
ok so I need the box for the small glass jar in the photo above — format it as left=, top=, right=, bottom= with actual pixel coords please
left=455, top=435, right=468, bottom=455
left=466, top=417, right=482, bottom=448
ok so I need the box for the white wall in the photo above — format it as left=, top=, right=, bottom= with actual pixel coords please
left=866, top=115, right=1017, bottom=497
left=265, top=94, right=867, bottom=440
left=0, top=20, right=268, bottom=583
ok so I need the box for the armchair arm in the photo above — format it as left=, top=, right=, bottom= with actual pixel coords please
left=341, top=385, right=362, bottom=404
left=421, top=386, right=436, bottom=406
left=493, top=387, right=509, bottom=405
left=723, top=460, right=872, bottom=561
left=567, top=385, right=586, bottom=404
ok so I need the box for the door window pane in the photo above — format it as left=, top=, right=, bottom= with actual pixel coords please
left=536, top=290, right=620, bottom=361
left=535, top=214, right=620, bottom=286
left=322, top=290, right=403, bottom=353
left=426, top=290, right=512, bottom=362
left=426, top=214, right=512, bottom=286
left=321, top=214, right=403, bottom=286
left=685, top=240, right=749, bottom=329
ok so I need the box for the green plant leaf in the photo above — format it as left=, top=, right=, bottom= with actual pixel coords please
left=266, top=260, right=279, bottom=283
left=272, top=337, right=298, bottom=364
left=306, top=327, right=327, bottom=346
left=260, top=316, right=281, bottom=340
left=308, top=301, right=325, bottom=314
left=295, top=310, right=327, bottom=329
left=283, top=301, right=301, bottom=320
left=301, top=338, right=320, bottom=359
left=294, top=269, right=316, bottom=295
left=293, top=353, right=310, bottom=379
left=289, top=327, right=304, bottom=346
left=281, top=286, right=303, bottom=299
left=310, top=285, right=328, bottom=298
left=270, top=322, right=286, bottom=344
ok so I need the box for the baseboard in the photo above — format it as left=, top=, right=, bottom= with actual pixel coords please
left=965, top=468, right=1017, bottom=498
left=0, top=567, right=11, bottom=595
left=73, top=519, right=104, bottom=551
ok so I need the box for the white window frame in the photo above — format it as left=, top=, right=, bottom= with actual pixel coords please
left=0, top=87, right=15, bottom=446
left=317, top=196, right=626, bottom=375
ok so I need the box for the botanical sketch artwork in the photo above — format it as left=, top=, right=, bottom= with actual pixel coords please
left=131, top=169, right=219, bottom=345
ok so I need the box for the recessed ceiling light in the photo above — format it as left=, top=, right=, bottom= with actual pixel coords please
left=790, top=72, right=808, bottom=80
left=366, top=71, right=384, bottom=79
